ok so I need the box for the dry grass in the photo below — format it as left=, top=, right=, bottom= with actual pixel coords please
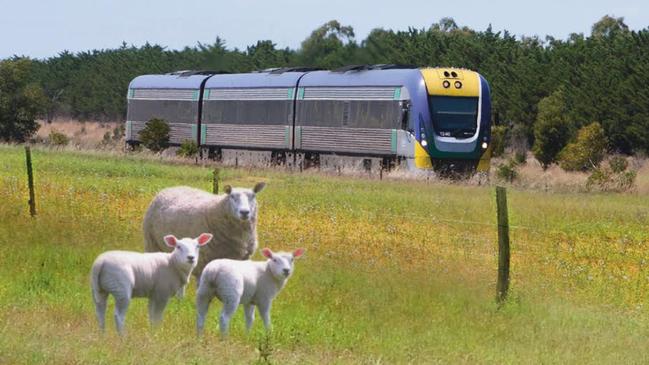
left=29, top=120, right=649, bottom=194
left=493, top=152, right=649, bottom=193
left=36, top=119, right=122, bottom=149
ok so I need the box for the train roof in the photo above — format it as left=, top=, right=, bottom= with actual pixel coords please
left=129, top=73, right=211, bottom=89
left=128, top=67, right=431, bottom=92
left=204, top=71, right=306, bottom=89
left=298, top=68, right=424, bottom=89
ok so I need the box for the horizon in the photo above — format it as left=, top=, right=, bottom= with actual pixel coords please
left=1, top=0, right=647, bottom=60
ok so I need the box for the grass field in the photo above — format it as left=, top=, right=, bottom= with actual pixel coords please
left=1, top=144, right=649, bottom=364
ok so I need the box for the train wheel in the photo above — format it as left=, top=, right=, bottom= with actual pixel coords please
left=304, top=153, right=320, bottom=169
left=271, top=151, right=287, bottom=167
left=432, top=160, right=478, bottom=179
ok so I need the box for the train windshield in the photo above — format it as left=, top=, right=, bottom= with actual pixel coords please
left=429, top=96, right=479, bottom=139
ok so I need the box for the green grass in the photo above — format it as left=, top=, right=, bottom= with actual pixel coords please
left=1, top=144, right=649, bottom=364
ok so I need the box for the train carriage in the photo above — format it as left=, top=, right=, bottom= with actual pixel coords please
left=125, top=65, right=492, bottom=173
left=126, top=71, right=212, bottom=145
left=294, top=67, right=423, bottom=168
left=200, top=71, right=305, bottom=151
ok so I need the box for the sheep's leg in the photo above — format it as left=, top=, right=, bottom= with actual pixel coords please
left=219, top=297, right=240, bottom=337
left=244, top=304, right=255, bottom=333
left=257, top=301, right=272, bottom=331
left=195, top=288, right=212, bottom=336
left=114, top=295, right=131, bottom=336
left=94, top=291, right=108, bottom=332
left=148, top=295, right=169, bottom=327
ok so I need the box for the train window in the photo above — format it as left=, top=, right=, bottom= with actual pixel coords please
left=400, top=100, right=410, bottom=130
left=297, top=99, right=402, bottom=129
left=429, top=96, right=478, bottom=139
left=202, top=100, right=292, bottom=125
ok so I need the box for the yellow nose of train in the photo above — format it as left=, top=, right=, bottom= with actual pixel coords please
left=420, top=68, right=481, bottom=97
left=417, top=67, right=491, bottom=172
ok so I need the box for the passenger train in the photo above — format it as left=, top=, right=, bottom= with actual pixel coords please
left=125, top=65, right=492, bottom=172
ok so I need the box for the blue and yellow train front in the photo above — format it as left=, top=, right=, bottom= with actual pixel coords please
left=414, top=67, right=492, bottom=172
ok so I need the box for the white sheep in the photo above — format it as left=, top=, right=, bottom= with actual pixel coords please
left=143, top=183, right=266, bottom=280
left=90, top=233, right=213, bottom=335
left=196, top=247, right=305, bottom=336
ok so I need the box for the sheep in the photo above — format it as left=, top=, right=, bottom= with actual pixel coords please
left=196, top=247, right=305, bottom=337
left=143, top=183, right=266, bottom=280
left=90, top=233, right=213, bottom=335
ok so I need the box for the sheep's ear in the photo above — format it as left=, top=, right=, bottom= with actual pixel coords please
left=293, top=248, right=305, bottom=258
left=197, top=233, right=213, bottom=246
left=262, top=248, right=273, bottom=259
left=224, top=185, right=232, bottom=195
left=164, top=235, right=177, bottom=248
left=253, top=182, right=266, bottom=194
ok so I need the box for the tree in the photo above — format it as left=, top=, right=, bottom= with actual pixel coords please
left=532, top=89, right=572, bottom=168
left=0, top=58, right=47, bottom=142
left=558, top=122, right=608, bottom=171
left=298, top=20, right=357, bottom=68
left=591, top=15, right=629, bottom=38
left=246, top=40, right=292, bottom=70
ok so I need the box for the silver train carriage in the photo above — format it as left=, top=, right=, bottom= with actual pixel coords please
left=125, top=65, right=492, bottom=172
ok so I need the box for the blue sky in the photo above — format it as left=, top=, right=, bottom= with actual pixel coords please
left=1, top=0, right=647, bottom=59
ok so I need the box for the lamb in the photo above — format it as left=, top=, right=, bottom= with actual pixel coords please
left=90, top=233, right=212, bottom=335
left=143, top=183, right=266, bottom=280
left=196, top=247, right=305, bottom=336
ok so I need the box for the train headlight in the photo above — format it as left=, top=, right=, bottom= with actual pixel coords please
left=455, top=81, right=463, bottom=89
left=442, top=80, right=450, bottom=88
left=481, top=142, right=488, bottom=149
left=422, top=140, right=428, bottom=147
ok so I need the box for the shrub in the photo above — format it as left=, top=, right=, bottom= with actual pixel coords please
left=513, top=151, right=527, bottom=165
left=139, top=118, right=170, bottom=152
left=102, top=131, right=111, bottom=143
left=490, top=125, right=507, bottom=157
left=609, top=155, right=628, bottom=173
left=112, top=125, right=125, bottom=140
left=532, top=89, right=572, bottom=169
left=496, top=159, right=518, bottom=183
left=177, top=139, right=199, bottom=158
left=48, top=130, right=70, bottom=146
left=586, top=157, right=636, bottom=192
left=558, top=122, right=607, bottom=171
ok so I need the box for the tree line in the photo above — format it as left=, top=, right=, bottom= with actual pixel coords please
left=1, top=15, right=648, bottom=161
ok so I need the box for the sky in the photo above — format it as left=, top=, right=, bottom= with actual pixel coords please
left=0, top=0, right=647, bottom=59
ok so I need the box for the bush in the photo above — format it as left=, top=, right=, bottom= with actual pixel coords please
left=48, top=130, right=70, bottom=146
left=177, top=139, right=199, bottom=158
left=139, top=118, right=170, bottom=152
left=558, top=122, right=607, bottom=171
left=532, top=89, right=572, bottom=169
left=609, top=155, right=628, bottom=173
left=496, top=159, right=519, bottom=183
left=112, top=125, right=125, bottom=140
left=513, top=151, right=527, bottom=165
left=490, top=125, right=507, bottom=157
left=586, top=157, right=636, bottom=192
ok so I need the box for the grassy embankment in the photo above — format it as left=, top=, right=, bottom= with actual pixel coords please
left=1, top=144, right=648, bottom=364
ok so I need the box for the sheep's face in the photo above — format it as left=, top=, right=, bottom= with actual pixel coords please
left=164, top=234, right=213, bottom=267
left=224, top=182, right=265, bottom=222
left=262, top=247, right=305, bottom=280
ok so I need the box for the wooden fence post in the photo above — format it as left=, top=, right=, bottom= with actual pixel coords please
left=25, top=146, right=36, bottom=217
left=496, top=186, right=510, bottom=304
left=212, top=168, right=220, bottom=194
